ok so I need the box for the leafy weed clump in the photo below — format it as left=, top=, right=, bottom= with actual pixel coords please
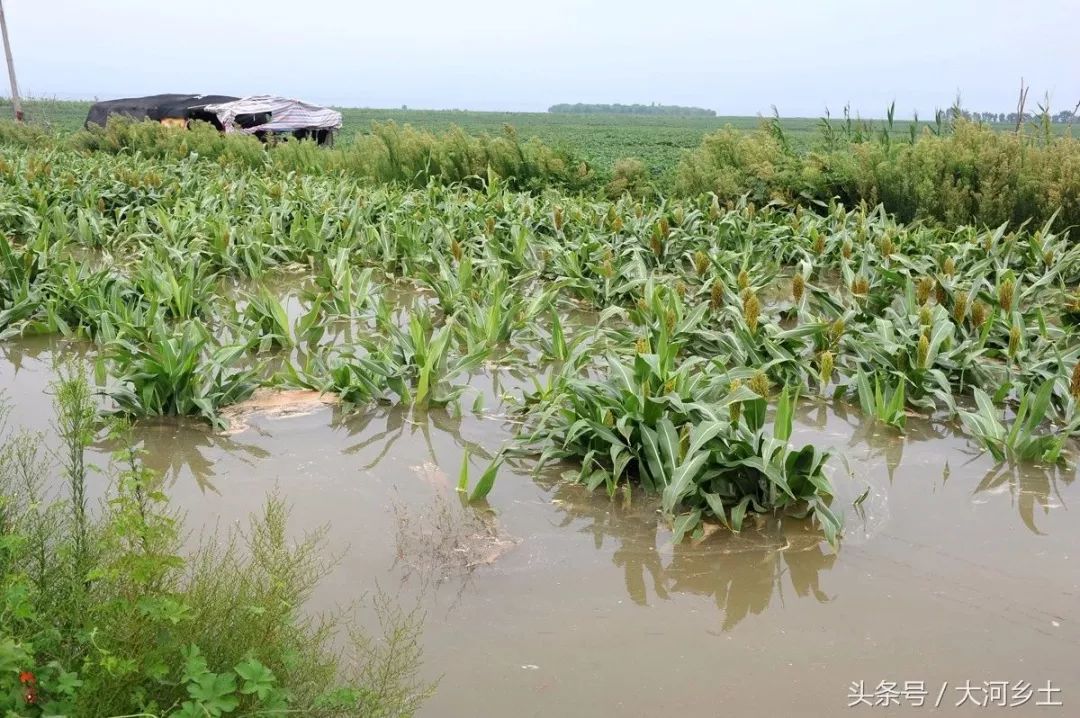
left=0, top=375, right=432, bottom=717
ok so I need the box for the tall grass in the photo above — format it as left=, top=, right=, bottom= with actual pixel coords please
left=675, top=118, right=1080, bottom=229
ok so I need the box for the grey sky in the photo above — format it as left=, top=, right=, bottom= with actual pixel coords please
left=5, top=0, right=1078, bottom=117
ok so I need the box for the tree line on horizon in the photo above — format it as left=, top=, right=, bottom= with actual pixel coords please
left=548, top=103, right=717, bottom=117
left=948, top=107, right=1078, bottom=124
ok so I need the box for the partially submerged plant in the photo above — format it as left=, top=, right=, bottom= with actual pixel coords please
left=240, top=286, right=294, bottom=350
left=106, top=320, right=259, bottom=428
left=855, top=369, right=906, bottom=430
left=519, top=339, right=840, bottom=546
left=958, top=381, right=1076, bottom=463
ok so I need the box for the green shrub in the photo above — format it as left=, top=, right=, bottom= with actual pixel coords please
left=0, top=120, right=50, bottom=149
left=0, top=376, right=432, bottom=717
left=605, top=157, right=651, bottom=199
left=676, top=119, right=1080, bottom=228
left=674, top=125, right=799, bottom=203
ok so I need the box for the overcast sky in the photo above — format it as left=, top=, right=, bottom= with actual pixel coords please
left=4, top=0, right=1077, bottom=117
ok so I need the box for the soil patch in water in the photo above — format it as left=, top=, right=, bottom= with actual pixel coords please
left=221, top=388, right=340, bottom=434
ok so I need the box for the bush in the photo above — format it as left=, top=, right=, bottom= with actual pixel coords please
left=336, top=122, right=594, bottom=192
left=675, top=119, right=1080, bottom=229
left=0, top=374, right=432, bottom=717
left=674, top=125, right=799, bottom=204
left=605, top=157, right=651, bottom=199
left=0, top=120, right=50, bottom=149
left=5, top=112, right=1076, bottom=228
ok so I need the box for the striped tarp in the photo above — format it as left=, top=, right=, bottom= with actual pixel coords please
left=203, top=95, right=342, bottom=134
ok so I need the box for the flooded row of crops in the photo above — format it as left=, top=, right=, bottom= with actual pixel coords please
left=3, top=324, right=1076, bottom=715
left=2, top=143, right=1078, bottom=715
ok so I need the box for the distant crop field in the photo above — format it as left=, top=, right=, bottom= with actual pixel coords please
left=0, top=98, right=1036, bottom=177
left=338, top=109, right=780, bottom=174
left=2, top=98, right=90, bottom=133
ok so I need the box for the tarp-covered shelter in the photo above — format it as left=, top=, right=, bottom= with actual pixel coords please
left=85, top=94, right=343, bottom=145
left=203, top=96, right=343, bottom=145
left=85, top=94, right=240, bottom=130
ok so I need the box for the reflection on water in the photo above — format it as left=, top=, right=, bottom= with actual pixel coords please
left=0, top=339, right=39, bottom=376
left=973, top=460, right=1073, bottom=535
left=793, top=398, right=1080, bottom=536
left=804, top=399, right=953, bottom=484
left=540, top=477, right=836, bottom=631
left=94, top=420, right=271, bottom=492
left=330, top=404, right=499, bottom=471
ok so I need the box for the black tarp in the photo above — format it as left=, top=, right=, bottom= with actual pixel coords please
left=85, top=94, right=240, bottom=129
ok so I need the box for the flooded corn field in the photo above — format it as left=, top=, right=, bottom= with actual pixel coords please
left=3, top=328, right=1077, bottom=717
left=2, top=142, right=1078, bottom=716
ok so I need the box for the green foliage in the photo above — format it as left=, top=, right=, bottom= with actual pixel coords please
left=855, top=370, right=907, bottom=429
left=105, top=320, right=259, bottom=428
left=0, top=380, right=432, bottom=717
left=520, top=310, right=839, bottom=545
left=1, top=98, right=781, bottom=178
left=676, top=119, right=1080, bottom=229
left=16, top=115, right=596, bottom=194
left=1, top=133, right=1080, bottom=550
left=239, top=286, right=294, bottom=350
left=605, top=157, right=652, bottom=199
left=4, top=99, right=1077, bottom=230
left=958, top=381, right=1077, bottom=463
left=455, top=448, right=506, bottom=503
left=373, top=302, right=491, bottom=408
left=675, top=125, right=797, bottom=205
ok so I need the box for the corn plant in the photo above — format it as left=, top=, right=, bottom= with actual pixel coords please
left=457, top=447, right=505, bottom=503
left=958, top=381, right=1077, bottom=463
left=280, top=348, right=393, bottom=406
left=854, top=370, right=907, bottom=429
left=106, top=320, right=260, bottom=428
left=521, top=325, right=840, bottom=545
left=0, top=234, right=48, bottom=338
left=240, top=286, right=294, bottom=351
left=309, top=247, right=375, bottom=316
left=847, top=307, right=962, bottom=414
left=699, top=385, right=840, bottom=546
left=291, top=301, right=492, bottom=410
left=134, top=252, right=218, bottom=320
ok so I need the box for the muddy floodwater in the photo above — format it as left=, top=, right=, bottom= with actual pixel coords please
left=3, top=337, right=1078, bottom=717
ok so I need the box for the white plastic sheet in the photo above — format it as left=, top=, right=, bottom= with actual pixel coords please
left=203, top=95, right=342, bottom=133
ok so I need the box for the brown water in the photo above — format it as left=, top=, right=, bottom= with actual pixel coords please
left=2, top=337, right=1078, bottom=717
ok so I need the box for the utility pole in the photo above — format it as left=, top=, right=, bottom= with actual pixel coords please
left=0, top=0, right=22, bottom=122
